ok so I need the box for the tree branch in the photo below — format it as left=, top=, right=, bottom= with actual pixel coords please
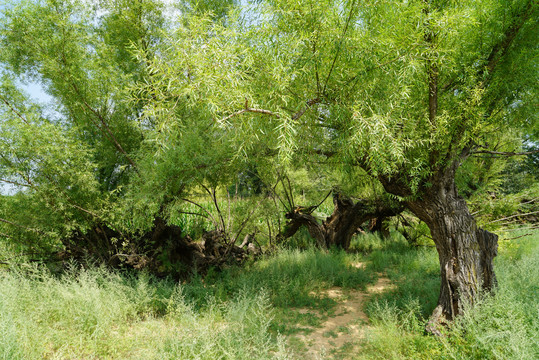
left=0, top=217, right=45, bottom=235
left=322, top=0, right=357, bottom=95
left=423, top=1, right=438, bottom=126
left=487, top=210, right=539, bottom=224
left=471, top=149, right=539, bottom=157
left=292, top=98, right=320, bottom=120
left=70, top=83, right=139, bottom=172
left=180, top=198, right=219, bottom=228
left=443, top=0, right=534, bottom=93
left=218, top=97, right=320, bottom=126
left=0, top=94, right=30, bottom=125
left=484, top=0, right=533, bottom=76
left=0, top=178, right=31, bottom=188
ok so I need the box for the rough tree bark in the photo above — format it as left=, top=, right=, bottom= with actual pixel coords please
left=407, top=183, right=497, bottom=334
left=380, top=161, right=498, bottom=335
left=279, top=190, right=403, bottom=250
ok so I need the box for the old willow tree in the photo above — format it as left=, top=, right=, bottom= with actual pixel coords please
left=255, top=0, right=536, bottom=333
left=136, top=0, right=536, bottom=332
left=0, top=0, right=165, bottom=254
left=0, top=0, right=537, bottom=332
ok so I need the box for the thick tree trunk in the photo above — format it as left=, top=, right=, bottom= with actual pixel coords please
left=324, top=192, right=388, bottom=249
left=279, top=191, right=402, bottom=249
left=368, top=217, right=390, bottom=237
left=406, top=177, right=498, bottom=335
left=278, top=206, right=328, bottom=248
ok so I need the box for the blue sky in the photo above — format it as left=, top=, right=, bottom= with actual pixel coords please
left=21, top=81, right=53, bottom=104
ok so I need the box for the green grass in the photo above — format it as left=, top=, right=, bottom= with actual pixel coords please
left=365, top=238, right=440, bottom=319
left=182, top=247, right=373, bottom=337
left=358, top=230, right=539, bottom=360
left=0, top=247, right=371, bottom=359
left=0, top=265, right=290, bottom=359
left=183, top=247, right=373, bottom=309
left=0, top=230, right=537, bottom=359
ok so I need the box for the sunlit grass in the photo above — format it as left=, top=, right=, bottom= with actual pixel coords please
left=358, top=229, right=539, bottom=360
left=0, top=230, right=536, bottom=359
left=0, top=247, right=371, bottom=359
left=0, top=265, right=290, bottom=359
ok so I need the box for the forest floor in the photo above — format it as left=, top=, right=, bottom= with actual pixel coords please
left=286, top=264, right=395, bottom=359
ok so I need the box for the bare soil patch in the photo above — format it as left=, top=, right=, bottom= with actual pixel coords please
left=289, top=266, right=394, bottom=359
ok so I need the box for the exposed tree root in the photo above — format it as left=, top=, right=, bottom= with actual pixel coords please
left=59, top=217, right=259, bottom=277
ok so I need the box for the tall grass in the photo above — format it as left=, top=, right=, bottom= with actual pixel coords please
left=183, top=247, right=373, bottom=309
left=1, top=229, right=536, bottom=359
left=359, top=230, right=539, bottom=360
left=0, top=247, right=371, bottom=359
left=0, top=265, right=290, bottom=359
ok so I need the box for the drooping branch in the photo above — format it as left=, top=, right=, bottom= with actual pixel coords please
left=211, top=186, right=226, bottom=235
left=423, top=0, right=438, bottom=126
left=70, top=83, right=139, bottom=172
left=218, top=107, right=280, bottom=123
left=442, top=0, right=534, bottom=93
left=484, top=0, right=534, bottom=76
left=322, top=0, right=357, bottom=96
left=231, top=177, right=281, bottom=245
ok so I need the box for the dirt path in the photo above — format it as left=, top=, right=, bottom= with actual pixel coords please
left=290, top=270, right=394, bottom=359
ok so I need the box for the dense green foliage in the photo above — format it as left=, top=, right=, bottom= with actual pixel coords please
left=0, top=0, right=536, bottom=257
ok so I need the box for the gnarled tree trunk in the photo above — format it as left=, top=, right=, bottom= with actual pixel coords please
left=382, top=164, right=498, bottom=335
left=408, top=185, right=498, bottom=334
left=279, top=191, right=403, bottom=250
